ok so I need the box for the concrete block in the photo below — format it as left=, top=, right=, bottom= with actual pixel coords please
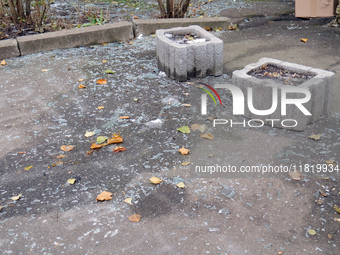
left=231, top=57, right=334, bottom=131
left=17, top=21, right=133, bottom=55
left=156, top=25, right=223, bottom=81
left=133, top=17, right=230, bottom=36
left=0, top=39, right=20, bottom=59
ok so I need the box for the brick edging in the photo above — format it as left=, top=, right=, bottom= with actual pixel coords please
left=0, top=17, right=230, bottom=59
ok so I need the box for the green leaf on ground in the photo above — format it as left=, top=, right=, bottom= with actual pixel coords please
left=104, top=69, right=115, bottom=74
left=177, top=126, right=190, bottom=133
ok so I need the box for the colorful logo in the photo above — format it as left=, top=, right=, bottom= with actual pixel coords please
left=197, top=82, right=223, bottom=107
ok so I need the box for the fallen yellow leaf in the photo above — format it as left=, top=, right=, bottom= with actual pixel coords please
left=98, top=106, right=104, bottom=110
left=300, top=38, right=308, bottom=43
left=78, top=78, right=84, bottom=82
left=61, top=145, right=75, bottom=152
left=119, top=116, right=130, bottom=119
left=68, top=178, right=76, bottom=185
left=177, top=182, right=185, bottom=188
left=84, top=131, right=95, bottom=137
left=150, top=176, right=162, bottom=185
left=11, top=193, right=22, bottom=201
left=308, top=229, right=316, bottom=235
left=24, top=165, right=33, bottom=171
left=0, top=59, right=6, bottom=65
left=288, top=171, right=302, bottom=180
left=56, top=154, right=67, bottom=159
left=96, top=191, right=113, bottom=201
left=334, top=205, right=340, bottom=214
left=124, top=198, right=132, bottom=205
left=129, top=214, right=141, bottom=222
left=97, top=79, right=107, bottom=85
left=0, top=206, right=2, bottom=212
left=41, top=69, right=49, bottom=72
left=179, top=147, right=190, bottom=155
left=181, top=162, right=190, bottom=166
left=79, top=84, right=86, bottom=89
left=309, top=134, right=321, bottom=140
left=182, top=103, right=191, bottom=107
left=102, top=60, right=108, bottom=63
left=328, top=234, right=333, bottom=239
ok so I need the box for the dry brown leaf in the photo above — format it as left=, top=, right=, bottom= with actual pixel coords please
left=41, top=69, right=49, bottom=72
left=86, top=150, right=94, bottom=155
left=98, top=106, right=104, bottom=110
left=328, top=234, right=333, bottom=239
left=179, top=147, right=190, bottom=155
left=97, top=79, right=107, bottom=85
left=61, top=145, right=75, bottom=152
left=191, top=124, right=201, bottom=131
left=106, top=134, right=123, bottom=145
left=113, top=146, right=126, bottom=153
left=90, top=143, right=104, bottom=149
left=0, top=59, right=6, bottom=65
left=119, top=116, right=130, bottom=119
left=78, top=78, right=84, bottom=82
left=79, top=84, right=86, bottom=89
left=57, top=154, right=67, bottom=159
left=300, top=38, right=308, bottom=43
left=326, top=159, right=335, bottom=166
left=96, top=191, right=113, bottom=201
left=128, top=214, right=141, bottom=222
left=133, top=16, right=139, bottom=19
left=200, top=133, right=214, bottom=140
left=309, top=134, right=321, bottom=140
left=150, top=176, right=162, bottom=184
left=288, top=171, right=302, bottom=180
left=102, top=60, right=108, bottom=63
left=320, top=190, right=328, bottom=197
left=278, top=251, right=283, bottom=255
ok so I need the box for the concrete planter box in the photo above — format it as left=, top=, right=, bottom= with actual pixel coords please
left=156, top=25, right=223, bottom=81
left=232, top=58, right=334, bottom=131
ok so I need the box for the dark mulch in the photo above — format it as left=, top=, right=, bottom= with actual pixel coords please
left=248, top=64, right=316, bottom=86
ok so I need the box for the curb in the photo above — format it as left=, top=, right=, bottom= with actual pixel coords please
left=0, top=17, right=230, bottom=59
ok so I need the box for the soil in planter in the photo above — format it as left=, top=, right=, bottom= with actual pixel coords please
left=165, top=33, right=208, bottom=44
left=248, top=64, right=315, bottom=86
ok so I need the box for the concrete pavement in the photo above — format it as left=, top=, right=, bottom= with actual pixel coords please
left=0, top=3, right=339, bottom=255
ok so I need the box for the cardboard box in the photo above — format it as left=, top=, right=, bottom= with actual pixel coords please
left=295, top=0, right=335, bottom=17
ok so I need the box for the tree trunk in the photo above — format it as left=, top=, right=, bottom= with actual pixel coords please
left=168, top=0, right=174, bottom=18
left=7, top=0, right=19, bottom=24
left=156, top=0, right=166, bottom=18
left=26, top=0, right=31, bottom=19
left=16, top=0, right=25, bottom=20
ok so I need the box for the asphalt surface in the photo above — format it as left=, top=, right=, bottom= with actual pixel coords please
left=1, top=1, right=340, bottom=254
